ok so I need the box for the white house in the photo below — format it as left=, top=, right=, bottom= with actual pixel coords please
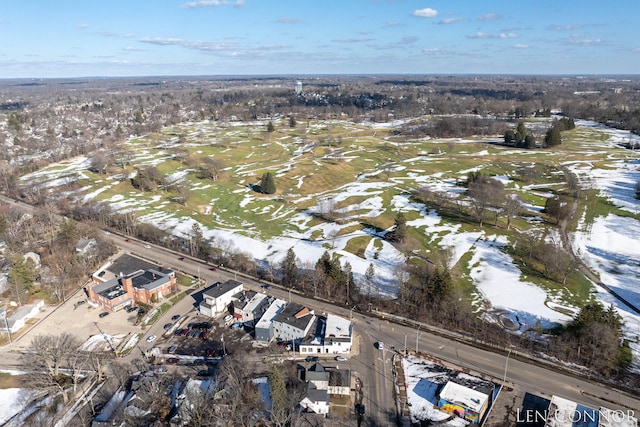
left=299, top=313, right=352, bottom=355
left=1, top=300, right=44, bottom=334
left=199, top=280, right=243, bottom=317
left=300, top=363, right=329, bottom=415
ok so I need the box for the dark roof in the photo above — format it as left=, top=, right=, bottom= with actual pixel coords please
left=203, top=280, right=243, bottom=299
left=130, top=269, right=170, bottom=291
left=93, top=277, right=126, bottom=299
left=306, top=384, right=328, bottom=403
left=106, top=254, right=158, bottom=276
left=273, top=302, right=314, bottom=332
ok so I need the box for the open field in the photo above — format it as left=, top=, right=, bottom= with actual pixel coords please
left=20, top=117, right=640, bottom=366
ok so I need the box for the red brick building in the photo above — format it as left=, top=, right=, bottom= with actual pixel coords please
left=88, top=268, right=176, bottom=311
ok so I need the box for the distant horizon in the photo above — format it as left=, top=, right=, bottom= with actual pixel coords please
left=1, top=1, right=638, bottom=78
left=1, top=72, right=640, bottom=82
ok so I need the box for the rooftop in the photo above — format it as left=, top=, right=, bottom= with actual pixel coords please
left=255, top=298, right=286, bottom=330
left=324, top=313, right=351, bottom=338
left=273, top=302, right=315, bottom=332
left=203, top=280, right=243, bottom=299
left=439, top=381, right=489, bottom=413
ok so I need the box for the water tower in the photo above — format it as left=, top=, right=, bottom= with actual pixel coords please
left=295, top=81, right=303, bottom=95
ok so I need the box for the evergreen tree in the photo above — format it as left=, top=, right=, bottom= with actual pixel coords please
left=288, top=116, right=296, bottom=128
left=524, top=134, right=536, bottom=149
left=388, top=212, right=408, bottom=243
left=544, top=126, right=562, bottom=147
left=266, top=121, right=275, bottom=132
left=259, top=172, right=276, bottom=194
left=281, top=247, right=298, bottom=287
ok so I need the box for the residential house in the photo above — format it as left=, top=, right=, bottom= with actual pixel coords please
left=299, top=362, right=351, bottom=415
left=1, top=300, right=45, bottom=334
left=299, top=313, right=352, bottom=355
left=199, top=280, right=243, bottom=317
left=254, top=298, right=286, bottom=342
left=272, top=302, right=316, bottom=343
left=299, top=363, right=329, bottom=415
left=88, top=268, right=176, bottom=311
left=76, top=238, right=98, bottom=257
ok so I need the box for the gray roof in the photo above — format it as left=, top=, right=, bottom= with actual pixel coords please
left=203, top=280, right=243, bottom=299
left=273, top=302, right=314, bottom=331
left=306, top=385, right=328, bottom=403
left=106, top=254, right=158, bottom=276
left=130, top=269, right=170, bottom=291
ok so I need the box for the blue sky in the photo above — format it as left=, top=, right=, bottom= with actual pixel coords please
left=0, top=0, right=638, bottom=78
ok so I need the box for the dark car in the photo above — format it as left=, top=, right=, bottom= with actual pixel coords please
left=125, top=305, right=137, bottom=313
left=163, top=323, right=173, bottom=330
left=177, top=257, right=185, bottom=261
left=171, top=314, right=180, bottom=321
left=98, top=311, right=109, bottom=318
left=305, top=356, right=319, bottom=362
left=76, top=300, right=86, bottom=306
left=166, top=357, right=179, bottom=364
left=168, top=345, right=177, bottom=354
left=125, top=239, right=130, bottom=242
left=209, top=267, right=216, bottom=271
left=261, top=284, right=270, bottom=290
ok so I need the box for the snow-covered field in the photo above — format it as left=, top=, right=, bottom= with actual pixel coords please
left=19, top=118, right=640, bottom=365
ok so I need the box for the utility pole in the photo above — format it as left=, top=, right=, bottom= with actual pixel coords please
left=416, top=324, right=421, bottom=354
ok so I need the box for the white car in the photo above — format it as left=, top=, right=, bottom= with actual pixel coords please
left=146, top=335, right=157, bottom=343
left=335, top=356, right=348, bottom=362
left=375, top=341, right=384, bottom=350
left=143, top=244, right=151, bottom=249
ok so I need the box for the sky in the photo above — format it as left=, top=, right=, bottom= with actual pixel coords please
left=0, top=0, right=638, bottom=78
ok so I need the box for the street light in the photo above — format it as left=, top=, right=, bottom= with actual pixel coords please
left=503, top=347, right=513, bottom=384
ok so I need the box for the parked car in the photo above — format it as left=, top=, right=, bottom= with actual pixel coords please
left=146, top=335, right=157, bottom=343
left=171, top=314, right=181, bottom=321
left=375, top=341, right=384, bottom=350
left=305, top=356, right=319, bottom=362
left=168, top=345, right=177, bottom=354
left=76, top=300, right=86, bottom=306
left=166, top=357, right=179, bottom=364
left=125, top=305, right=137, bottom=313
left=98, top=312, right=109, bottom=318
left=335, top=356, right=348, bottom=362
left=163, top=323, right=173, bottom=330
left=261, top=284, right=270, bottom=290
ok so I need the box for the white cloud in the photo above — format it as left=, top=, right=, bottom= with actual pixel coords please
left=467, top=32, right=518, bottom=39
left=423, top=48, right=440, bottom=54
left=182, top=0, right=244, bottom=8
left=478, top=13, right=502, bottom=21
left=76, top=23, right=89, bottom=29
left=569, top=38, right=602, bottom=46
left=412, top=8, right=438, bottom=18
left=385, top=21, right=401, bottom=27
left=439, top=17, right=463, bottom=25
left=548, top=24, right=583, bottom=31
left=513, top=44, right=529, bottom=49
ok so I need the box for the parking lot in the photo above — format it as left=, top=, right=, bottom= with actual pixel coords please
left=11, top=287, right=145, bottom=353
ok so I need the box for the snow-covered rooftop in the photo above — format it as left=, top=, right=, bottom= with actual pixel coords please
left=439, top=381, right=489, bottom=413
left=324, top=313, right=352, bottom=338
